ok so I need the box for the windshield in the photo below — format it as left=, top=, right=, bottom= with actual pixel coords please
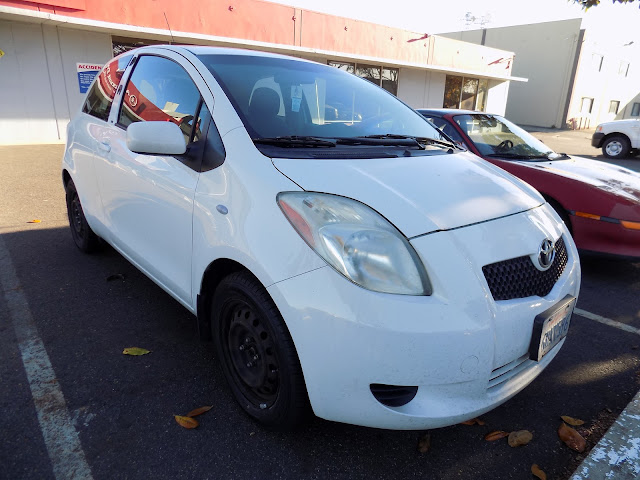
left=197, top=54, right=442, bottom=142
left=453, top=114, right=562, bottom=160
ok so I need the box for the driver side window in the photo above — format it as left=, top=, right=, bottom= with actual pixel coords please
left=118, top=55, right=201, bottom=144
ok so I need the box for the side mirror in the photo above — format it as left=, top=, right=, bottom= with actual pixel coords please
left=126, top=121, right=186, bottom=155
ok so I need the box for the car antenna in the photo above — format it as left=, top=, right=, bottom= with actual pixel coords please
left=164, top=12, right=175, bottom=45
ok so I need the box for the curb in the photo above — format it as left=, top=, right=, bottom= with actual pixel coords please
left=570, top=389, right=640, bottom=479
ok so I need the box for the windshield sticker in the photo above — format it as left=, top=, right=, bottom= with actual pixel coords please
left=291, top=85, right=302, bottom=112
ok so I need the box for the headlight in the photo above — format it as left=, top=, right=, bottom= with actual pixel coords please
left=277, top=192, right=431, bottom=295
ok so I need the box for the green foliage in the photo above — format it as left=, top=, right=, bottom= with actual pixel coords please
left=574, top=0, right=636, bottom=9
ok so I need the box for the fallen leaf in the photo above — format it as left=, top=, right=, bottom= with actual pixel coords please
left=561, top=415, right=585, bottom=426
left=27, top=219, right=42, bottom=223
left=508, top=430, right=533, bottom=447
left=122, top=347, right=151, bottom=356
left=175, top=415, right=198, bottom=429
left=460, top=417, right=485, bottom=426
left=485, top=430, right=510, bottom=441
left=107, top=274, right=126, bottom=282
left=187, top=405, right=213, bottom=417
left=558, top=422, right=586, bottom=452
left=417, top=433, right=431, bottom=453
left=531, top=464, right=547, bottom=480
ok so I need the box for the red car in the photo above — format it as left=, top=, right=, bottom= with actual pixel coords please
left=418, top=109, right=640, bottom=258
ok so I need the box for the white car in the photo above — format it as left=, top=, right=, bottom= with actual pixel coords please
left=62, top=45, right=581, bottom=430
left=592, top=119, right=640, bottom=158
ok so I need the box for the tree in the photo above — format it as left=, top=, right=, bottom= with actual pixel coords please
left=573, top=0, right=636, bottom=8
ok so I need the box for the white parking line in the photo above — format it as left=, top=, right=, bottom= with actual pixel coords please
left=574, top=308, right=640, bottom=336
left=0, top=235, right=93, bottom=480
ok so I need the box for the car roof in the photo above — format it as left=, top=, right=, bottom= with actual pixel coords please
left=416, top=108, right=499, bottom=117
left=122, top=44, right=321, bottom=64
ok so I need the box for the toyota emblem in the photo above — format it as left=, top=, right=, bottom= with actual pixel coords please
left=538, top=239, right=556, bottom=270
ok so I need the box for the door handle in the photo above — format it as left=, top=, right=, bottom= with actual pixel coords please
left=98, top=141, right=111, bottom=153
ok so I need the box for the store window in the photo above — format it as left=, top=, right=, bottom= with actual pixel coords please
left=381, top=67, right=398, bottom=96
left=328, top=61, right=398, bottom=96
left=631, top=103, right=640, bottom=117
left=609, top=100, right=620, bottom=114
left=443, top=75, right=462, bottom=109
left=443, top=75, right=488, bottom=111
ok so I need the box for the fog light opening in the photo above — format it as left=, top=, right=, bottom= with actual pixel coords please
left=370, top=384, right=418, bottom=407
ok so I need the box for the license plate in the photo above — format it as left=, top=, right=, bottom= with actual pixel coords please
left=529, top=295, right=575, bottom=362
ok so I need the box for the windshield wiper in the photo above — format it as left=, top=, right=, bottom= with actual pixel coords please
left=486, top=153, right=549, bottom=159
left=336, top=135, right=424, bottom=148
left=337, top=135, right=457, bottom=151
left=253, top=136, right=336, bottom=147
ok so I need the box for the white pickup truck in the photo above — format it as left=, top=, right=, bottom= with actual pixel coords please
left=592, top=119, right=640, bottom=159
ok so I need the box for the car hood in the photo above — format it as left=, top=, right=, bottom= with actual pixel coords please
left=514, top=156, right=640, bottom=203
left=598, top=119, right=640, bottom=128
left=272, top=152, right=544, bottom=238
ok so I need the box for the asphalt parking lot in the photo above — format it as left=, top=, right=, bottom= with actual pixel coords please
left=1, top=135, right=639, bottom=480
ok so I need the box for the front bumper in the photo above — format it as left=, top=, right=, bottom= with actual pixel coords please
left=591, top=132, right=605, bottom=148
left=267, top=204, right=581, bottom=429
left=571, top=213, right=640, bottom=258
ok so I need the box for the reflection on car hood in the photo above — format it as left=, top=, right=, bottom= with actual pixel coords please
left=272, top=152, right=544, bottom=238
left=514, top=156, right=640, bottom=203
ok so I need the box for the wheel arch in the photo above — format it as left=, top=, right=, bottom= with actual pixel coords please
left=62, top=169, right=72, bottom=189
left=541, top=193, right=573, bottom=234
left=602, top=131, right=631, bottom=145
left=196, top=258, right=257, bottom=341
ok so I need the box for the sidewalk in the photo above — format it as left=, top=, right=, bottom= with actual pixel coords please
left=570, top=389, right=640, bottom=479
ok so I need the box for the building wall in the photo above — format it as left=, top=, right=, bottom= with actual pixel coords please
left=0, top=20, right=112, bottom=144
left=0, top=0, right=519, bottom=145
left=396, top=68, right=446, bottom=109
left=442, top=19, right=582, bottom=128
left=485, top=79, right=510, bottom=116
left=567, top=31, right=640, bottom=128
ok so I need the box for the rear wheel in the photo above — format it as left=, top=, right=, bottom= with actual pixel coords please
left=211, top=271, right=310, bottom=430
left=602, top=135, right=631, bottom=159
left=65, top=179, right=102, bottom=253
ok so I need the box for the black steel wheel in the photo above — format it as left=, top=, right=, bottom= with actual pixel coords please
left=65, top=179, right=102, bottom=253
left=211, top=271, right=310, bottom=430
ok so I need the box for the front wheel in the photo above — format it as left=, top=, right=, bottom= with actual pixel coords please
left=602, top=135, right=631, bottom=159
left=211, top=272, right=310, bottom=430
left=65, top=179, right=102, bottom=253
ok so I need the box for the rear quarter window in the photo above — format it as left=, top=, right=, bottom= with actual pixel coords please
left=82, top=55, right=133, bottom=121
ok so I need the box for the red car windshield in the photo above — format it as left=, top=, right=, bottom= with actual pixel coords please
left=453, top=114, right=562, bottom=160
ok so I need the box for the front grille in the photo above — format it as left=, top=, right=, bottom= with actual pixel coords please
left=487, top=354, right=531, bottom=391
left=482, top=237, right=568, bottom=301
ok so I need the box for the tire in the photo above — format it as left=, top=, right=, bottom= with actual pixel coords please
left=602, top=135, right=631, bottom=159
left=211, top=271, right=310, bottom=430
left=65, top=179, right=102, bottom=253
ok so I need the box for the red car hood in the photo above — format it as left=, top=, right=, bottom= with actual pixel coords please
left=514, top=156, right=640, bottom=204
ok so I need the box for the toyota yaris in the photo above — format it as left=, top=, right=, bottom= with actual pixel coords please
left=63, top=46, right=580, bottom=430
